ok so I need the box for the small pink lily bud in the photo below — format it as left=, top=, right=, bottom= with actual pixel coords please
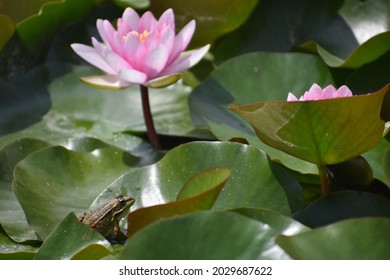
left=287, top=83, right=353, bottom=101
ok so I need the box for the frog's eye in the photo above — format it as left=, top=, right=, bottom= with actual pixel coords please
left=118, top=196, right=128, bottom=206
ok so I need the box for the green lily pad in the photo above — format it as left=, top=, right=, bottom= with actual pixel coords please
left=0, top=138, right=51, bottom=242
left=293, top=191, right=390, bottom=228
left=362, top=138, right=390, bottom=186
left=277, top=217, right=390, bottom=259
left=12, top=145, right=138, bottom=240
left=229, top=85, right=387, bottom=166
left=212, top=0, right=389, bottom=65
left=122, top=211, right=290, bottom=260
left=95, top=141, right=304, bottom=215
left=189, top=52, right=336, bottom=173
left=385, top=149, right=390, bottom=184
left=0, top=0, right=57, bottom=23
left=149, top=0, right=259, bottom=48
left=233, top=208, right=309, bottom=236
left=126, top=167, right=230, bottom=238
left=177, top=167, right=231, bottom=199
left=0, top=64, right=211, bottom=154
left=114, top=0, right=150, bottom=9
left=0, top=14, right=14, bottom=50
left=34, top=213, right=111, bottom=260
left=298, top=31, right=390, bottom=68
left=16, top=0, right=93, bottom=50
left=0, top=225, right=39, bottom=260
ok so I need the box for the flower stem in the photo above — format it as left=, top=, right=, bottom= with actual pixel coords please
left=318, top=165, right=330, bottom=196
left=140, top=85, right=161, bottom=149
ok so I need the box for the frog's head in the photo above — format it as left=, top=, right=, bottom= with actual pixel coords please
left=113, top=195, right=135, bottom=219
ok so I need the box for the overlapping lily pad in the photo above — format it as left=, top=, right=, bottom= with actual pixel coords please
left=34, top=213, right=111, bottom=260
left=0, top=63, right=211, bottom=158
left=122, top=211, right=291, bottom=260
left=0, top=138, right=51, bottom=242
left=189, top=52, right=335, bottom=173
left=277, top=217, right=390, bottom=259
left=95, top=141, right=304, bottom=215
left=229, top=85, right=387, bottom=166
left=126, top=167, right=231, bottom=238
left=149, top=0, right=259, bottom=48
left=16, top=0, right=93, bottom=50
left=12, top=145, right=137, bottom=240
left=212, top=0, right=390, bottom=66
left=0, top=225, right=39, bottom=260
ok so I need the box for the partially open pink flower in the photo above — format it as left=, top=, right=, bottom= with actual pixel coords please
left=71, top=8, right=210, bottom=89
left=287, top=84, right=353, bottom=101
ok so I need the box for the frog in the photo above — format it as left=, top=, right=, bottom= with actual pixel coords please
left=77, top=195, right=135, bottom=241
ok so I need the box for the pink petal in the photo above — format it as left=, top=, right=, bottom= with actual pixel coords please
left=322, top=85, right=336, bottom=99
left=287, top=93, right=298, bottom=101
left=117, top=18, right=130, bottom=36
left=104, top=49, right=132, bottom=73
left=157, top=9, right=175, bottom=30
left=119, top=68, right=147, bottom=84
left=167, top=20, right=195, bottom=65
left=96, top=19, right=116, bottom=50
left=157, top=28, right=175, bottom=54
left=112, top=32, right=124, bottom=56
left=122, top=7, right=140, bottom=31
left=71, top=43, right=115, bottom=74
left=124, top=32, right=147, bottom=69
left=138, top=11, right=157, bottom=32
left=308, top=83, right=323, bottom=95
left=80, top=74, right=131, bottom=90
left=161, top=44, right=210, bottom=76
left=338, top=85, right=353, bottom=97
left=143, top=44, right=169, bottom=78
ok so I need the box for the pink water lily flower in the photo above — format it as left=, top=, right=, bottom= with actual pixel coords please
left=287, top=83, right=353, bottom=101
left=71, top=8, right=210, bottom=89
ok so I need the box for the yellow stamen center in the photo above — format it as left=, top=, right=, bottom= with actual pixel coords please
left=124, top=30, right=150, bottom=43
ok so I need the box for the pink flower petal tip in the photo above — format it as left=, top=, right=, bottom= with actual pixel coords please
left=287, top=83, right=353, bottom=101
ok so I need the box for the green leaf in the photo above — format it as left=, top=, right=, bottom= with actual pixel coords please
left=126, top=167, right=230, bottom=238
left=0, top=225, right=39, bottom=260
left=293, top=191, right=390, bottom=228
left=0, top=64, right=211, bottom=152
left=232, top=208, right=309, bottom=236
left=34, top=213, right=111, bottom=260
left=363, top=138, right=390, bottom=186
left=149, top=0, right=259, bottom=47
left=16, top=0, right=94, bottom=50
left=0, top=0, right=57, bottom=23
left=12, top=145, right=137, bottom=240
left=277, top=217, right=390, bottom=259
left=385, top=149, right=390, bottom=184
left=229, top=85, right=387, bottom=166
left=299, top=32, right=390, bottom=68
left=122, top=211, right=290, bottom=260
left=0, top=138, right=51, bottom=242
left=190, top=52, right=335, bottom=173
left=212, top=0, right=390, bottom=65
left=177, top=167, right=231, bottom=199
left=96, top=141, right=304, bottom=216
left=0, top=14, right=14, bottom=50
left=113, top=0, right=150, bottom=9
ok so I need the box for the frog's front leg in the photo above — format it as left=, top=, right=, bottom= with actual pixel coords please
left=111, top=219, right=127, bottom=241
